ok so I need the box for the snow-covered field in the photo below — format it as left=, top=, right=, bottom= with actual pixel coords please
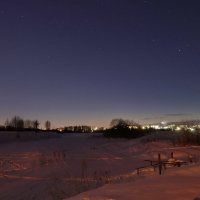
left=0, top=132, right=200, bottom=200
left=67, top=164, right=200, bottom=200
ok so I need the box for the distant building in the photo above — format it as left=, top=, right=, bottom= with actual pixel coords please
left=142, top=120, right=200, bottom=132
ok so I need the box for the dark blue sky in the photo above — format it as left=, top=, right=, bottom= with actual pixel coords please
left=1, top=0, right=200, bottom=128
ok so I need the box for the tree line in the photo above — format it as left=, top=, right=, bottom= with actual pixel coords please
left=1, top=116, right=51, bottom=131
left=0, top=116, right=154, bottom=139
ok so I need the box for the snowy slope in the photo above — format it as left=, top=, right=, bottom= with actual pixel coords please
left=0, top=132, right=200, bottom=200
left=66, top=164, right=200, bottom=200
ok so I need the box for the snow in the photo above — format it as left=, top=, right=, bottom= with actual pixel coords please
left=0, top=132, right=200, bottom=200
left=66, top=164, right=200, bottom=200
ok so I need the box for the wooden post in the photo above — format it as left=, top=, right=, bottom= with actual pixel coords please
left=158, top=153, right=162, bottom=175
left=81, top=160, right=87, bottom=182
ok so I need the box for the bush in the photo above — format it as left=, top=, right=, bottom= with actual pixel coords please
left=103, top=127, right=150, bottom=139
left=103, top=118, right=152, bottom=139
left=175, top=131, right=200, bottom=146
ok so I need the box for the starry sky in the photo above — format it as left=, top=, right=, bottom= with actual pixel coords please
left=0, top=0, right=200, bottom=128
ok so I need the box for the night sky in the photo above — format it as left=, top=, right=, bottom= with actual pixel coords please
left=1, top=0, right=200, bottom=128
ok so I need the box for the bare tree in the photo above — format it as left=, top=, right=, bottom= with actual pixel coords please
left=110, top=118, right=140, bottom=129
left=33, top=120, right=39, bottom=130
left=10, top=116, right=24, bottom=130
left=4, top=119, right=10, bottom=128
left=24, top=120, right=33, bottom=129
left=110, top=118, right=129, bottom=128
left=45, top=120, right=51, bottom=130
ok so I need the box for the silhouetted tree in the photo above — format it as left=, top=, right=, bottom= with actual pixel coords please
left=110, top=118, right=140, bottom=129
left=4, top=119, right=10, bottom=128
left=24, top=120, right=33, bottom=129
left=104, top=118, right=143, bottom=139
left=45, top=120, right=51, bottom=130
left=110, top=118, right=129, bottom=128
left=17, top=118, right=24, bottom=130
left=9, top=116, right=24, bottom=130
left=33, top=120, right=39, bottom=130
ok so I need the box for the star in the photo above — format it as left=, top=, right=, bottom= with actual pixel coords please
left=177, top=48, right=184, bottom=55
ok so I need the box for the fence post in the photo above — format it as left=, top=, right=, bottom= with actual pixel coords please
left=158, top=153, right=162, bottom=175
